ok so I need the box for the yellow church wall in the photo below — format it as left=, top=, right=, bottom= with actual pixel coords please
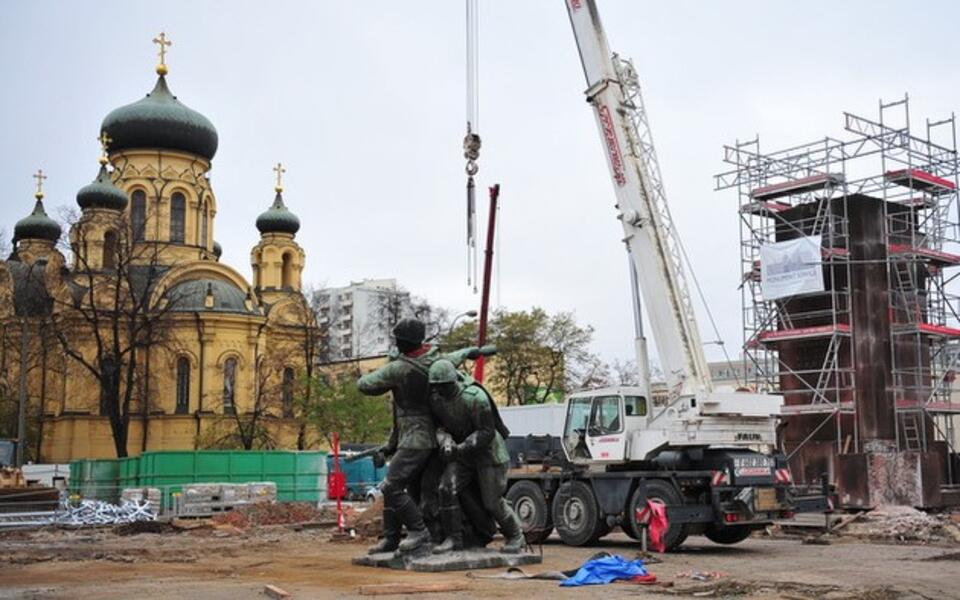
left=39, top=414, right=310, bottom=462
left=11, top=289, right=315, bottom=461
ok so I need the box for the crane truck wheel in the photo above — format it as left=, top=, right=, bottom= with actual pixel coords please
left=704, top=524, right=753, bottom=545
left=627, top=479, right=689, bottom=551
left=506, top=481, right=553, bottom=543
left=552, top=481, right=605, bottom=546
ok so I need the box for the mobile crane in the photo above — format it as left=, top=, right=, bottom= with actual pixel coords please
left=500, top=0, right=829, bottom=550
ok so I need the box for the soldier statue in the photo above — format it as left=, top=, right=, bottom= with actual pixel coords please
left=356, top=318, right=439, bottom=554
left=357, top=318, right=486, bottom=555
left=427, top=359, right=525, bottom=554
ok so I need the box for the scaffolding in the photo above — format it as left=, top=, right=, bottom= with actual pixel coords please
left=715, top=96, right=960, bottom=486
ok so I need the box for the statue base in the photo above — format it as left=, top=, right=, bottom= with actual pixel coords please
left=353, top=546, right=542, bottom=572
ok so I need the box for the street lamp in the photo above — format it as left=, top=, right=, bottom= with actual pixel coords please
left=447, top=310, right=478, bottom=338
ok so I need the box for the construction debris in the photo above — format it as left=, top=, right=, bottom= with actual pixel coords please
left=674, top=570, right=727, bottom=582
left=349, top=496, right=382, bottom=539
left=211, top=502, right=323, bottom=529
left=263, top=584, right=290, bottom=599
left=843, top=506, right=960, bottom=544
left=54, top=498, right=155, bottom=527
left=175, top=482, right=278, bottom=517
left=829, top=511, right=865, bottom=533
left=120, top=487, right=162, bottom=515
left=113, top=520, right=173, bottom=536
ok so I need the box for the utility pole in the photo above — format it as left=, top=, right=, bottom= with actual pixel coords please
left=473, top=184, right=499, bottom=383
left=16, top=318, right=29, bottom=467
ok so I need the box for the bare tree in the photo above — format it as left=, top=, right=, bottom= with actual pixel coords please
left=43, top=209, right=181, bottom=458
left=608, top=358, right=642, bottom=386
left=288, top=290, right=324, bottom=449
left=0, top=311, right=57, bottom=463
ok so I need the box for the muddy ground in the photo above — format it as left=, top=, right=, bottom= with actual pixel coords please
left=2, top=523, right=959, bottom=600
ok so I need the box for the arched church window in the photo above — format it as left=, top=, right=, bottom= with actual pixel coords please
left=102, top=231, right=117, bottom=269
left=131, top=190, right=147, bottom=241
left=282, top=367, right=295, bottom=417
left=281, top=252, right=293, bottom=288
left=200, top=198, right=209, bottom=249
left=175, top=357, right=190, bottom=414
left=170, top=192, right=186, bottom=243
left=222, top=357, right=237, bottom=414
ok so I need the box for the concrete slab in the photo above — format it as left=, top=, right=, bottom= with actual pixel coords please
left=353, top=547, right=542, bottom=572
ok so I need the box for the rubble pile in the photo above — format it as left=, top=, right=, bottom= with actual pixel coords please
left=211, top=501, right=322, bottom=529
left=845, top=506, right=960, bottom=544
left=349, top=496, right=383, bottom=539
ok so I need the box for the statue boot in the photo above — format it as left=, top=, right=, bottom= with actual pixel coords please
left=432, top=506, right=464, bottom=554
left=498, top=504, right=526, bottom=554
left=367, top=507, right=399, bottom=554
left=398, top=528, right=431, bottom=553
left=396, top=498, right=431, bottom=553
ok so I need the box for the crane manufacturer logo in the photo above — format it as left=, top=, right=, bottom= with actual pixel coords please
left=598, top=104, right=627, bottom=186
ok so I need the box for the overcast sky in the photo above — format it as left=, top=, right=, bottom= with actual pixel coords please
left=2, top=1, right=959, bottom=367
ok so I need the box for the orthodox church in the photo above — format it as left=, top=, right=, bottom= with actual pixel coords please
left=0, top=35, right=315, bottom=461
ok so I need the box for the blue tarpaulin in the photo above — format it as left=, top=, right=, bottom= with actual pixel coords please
left=559, top=555, right=648, bottom=587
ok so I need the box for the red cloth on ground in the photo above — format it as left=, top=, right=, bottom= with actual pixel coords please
left=635, top=499, right=669, bottom=553
left=630, top=573, right=658, bottom=584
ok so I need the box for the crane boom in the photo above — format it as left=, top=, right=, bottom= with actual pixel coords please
left=565, top=0, right=712, bottom=399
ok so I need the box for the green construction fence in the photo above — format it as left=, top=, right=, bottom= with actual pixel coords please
left=70, top=450, right=327, bottom=509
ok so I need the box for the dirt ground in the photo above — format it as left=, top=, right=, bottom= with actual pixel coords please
left=2, top=523, right=959, bottom=600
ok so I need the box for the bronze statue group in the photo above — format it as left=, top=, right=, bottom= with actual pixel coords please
left=356, top=318, right=525, bottom=555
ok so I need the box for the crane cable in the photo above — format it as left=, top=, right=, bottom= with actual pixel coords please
left=464, top=0, right=480, bottom=293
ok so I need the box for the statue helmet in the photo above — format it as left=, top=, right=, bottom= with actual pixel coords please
left=429, top=359, right=459, bottom=385
left=392, top=318, right=426, bottom=345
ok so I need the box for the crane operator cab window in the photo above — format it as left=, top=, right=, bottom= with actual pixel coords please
left=624, top=395, right=647, bottom=418
left=563, top=397, right=594, bottom=459
left=590, top=396, right=622, bottom=435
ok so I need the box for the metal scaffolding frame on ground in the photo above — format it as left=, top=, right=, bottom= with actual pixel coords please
left=716, top=96, right=960, bottom=491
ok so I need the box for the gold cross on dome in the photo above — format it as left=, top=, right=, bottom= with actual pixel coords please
left=33, top=169, right=47, bottom=200
left=97, top=131, right=113, bottom=164
left=153, top=32, right=172, bottom=75
left=273, top=162, right=286, bottom=192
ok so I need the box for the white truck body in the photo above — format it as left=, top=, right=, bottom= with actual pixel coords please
left=499, top=403, right=567, bottom=438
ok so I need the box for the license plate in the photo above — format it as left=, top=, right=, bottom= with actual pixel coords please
left=733, top=455, right=774, bottom=478
left=736, top=466, right=771, bottom=477
left=755, top=488, right=779, bottom=511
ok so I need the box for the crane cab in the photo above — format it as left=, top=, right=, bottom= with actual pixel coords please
left=561, top=386, right=648, bottom=464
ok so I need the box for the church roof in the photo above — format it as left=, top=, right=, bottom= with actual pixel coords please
left=101, top=75, right=218, bottom=161
left=256, top=191, right=301, bottom=235
left=76, top=164, right=128, bottom=211
left=165, top=278, right=256, bottom=314
left=14, top=199, right=61, bottom=243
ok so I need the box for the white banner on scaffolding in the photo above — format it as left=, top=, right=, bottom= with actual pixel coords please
left=760, top=235, right=824, bottom=300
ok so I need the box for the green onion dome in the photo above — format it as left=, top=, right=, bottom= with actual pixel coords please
left=14, top=199, right=61, bottom=243
left=76, top=165, right=128, bottom=211
left=101, top=76, right=218, bottom=160
left=255, top=192, right=300, bottom=236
